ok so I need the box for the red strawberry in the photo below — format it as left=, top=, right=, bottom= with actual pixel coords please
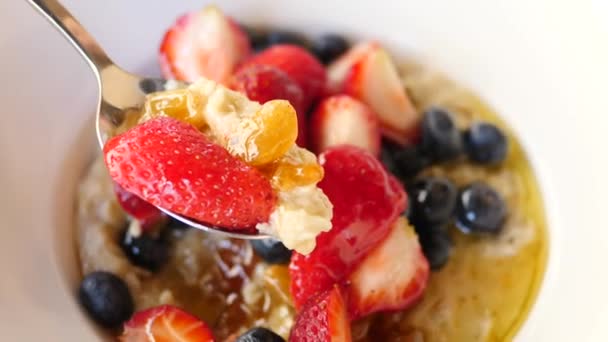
left=159, top=6, right=251, bottom=84
left=289, top=145, right=407, bottom=308
left=310, top=95, right=380, bottom=156
left=121, top=305, right=215, bottom=342
left=113, top=182, right=165, bottom=230
left=104, top=117, right=276, bottom=230
left=229, top=64, right=307, bottom=147
left=327, top=42, right=420, bottom=145
left=239, top=45, right=326, bottom=107
left=345, top=218, right=429, bottom=320
left=289, top=286, right=352, bottom=342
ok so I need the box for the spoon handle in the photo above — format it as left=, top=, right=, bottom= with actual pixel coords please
left=27, top=0, right=113, bottom=74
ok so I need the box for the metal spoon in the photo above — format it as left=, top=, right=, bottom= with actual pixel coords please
left=28, top=0, right=269, bottom=239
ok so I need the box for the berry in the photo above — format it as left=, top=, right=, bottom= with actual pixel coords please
left=266, top=31, right=309, bottom=48
left=289, top=146, right=407, bottom=308
left=455, top=182, right=507, bottom=234
left=380, top=142, right=430, bottom=180
left=420, top=108, right=463, bottom=161
left=418, top=228, right=452, bottom=271
left=121, top=305, right=215, bottom=342
left=250, top=238, right=292, bottom=264
left=289, top=286, right=352, bottom=342
left=78, top=271, right=133, bottom=328
left=121, top=231, right=169, bottom=271
left=310, top=34, right=350, bottom=64
left=346, top=218, right=429, bottom=319
left=241, top=25, right=268, bottom=51
left=327, top=42, right=419, bottom=144
left=159, top=6, right=251, bottom=83
left=104, top=117, right=276, bottom=230
left=229, top=64, right=307, bottom=147
left=310, top=95, right=381, bottom=156
left=113, top=182, right=165, bottom=230
left=239, top=45, right=326, bottom=107
left=464, top=122, right=508, bottom=164
left=408, top=177, right=457, bottom=229
left=236, top=327, right=285, bottom=342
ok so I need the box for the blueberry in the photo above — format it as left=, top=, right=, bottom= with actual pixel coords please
left=242, top=25, right=270, bottom=51
left=418, top=228, right=452, bottom=271
left=420, top=108, right=463, bottom=162
left=250, top=239, right=292, bottom=264
left=266, top=31, right=309, bottom=48
left=121, top=231, right=168, bottom=271
left=381, top=142, right=430, bottom=181
left=464, top=122, right=508, bottom=164
left=408, top=177, right=457, bottom=229
left=236, top=327, right=285, bottom=342
left=78, top=271, right=134, bottom=328
left=310, top=34, right=349, bottom=64
left=455, top=182, right=507, bottom=234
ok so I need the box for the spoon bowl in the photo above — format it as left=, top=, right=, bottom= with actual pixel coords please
left=28, top=0, right=270, bottom=240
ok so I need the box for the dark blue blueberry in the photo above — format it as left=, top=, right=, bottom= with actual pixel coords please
left=464, top=122, right=508, bottom=164
left=310, top=34, right=350, bottom=64
left=78, top=271, right=134, bottom=328
left=381, top=142, right=430, bottom=181
left=418, top=228, right=452, bottom=271
left=266, top=31, right=309, bottom=48
left=121, top=231, right=169, bottom=271
left=421, top=108, right=463, bottom=162
left=250, top=238, right=292, bottom=264
left=241, top=25, right=270, bottom=51
left=408, top=177, right=457, bottom=228
left=455, top=182, right=507, bottom=234
left=236, top=327, right=285, bottom=342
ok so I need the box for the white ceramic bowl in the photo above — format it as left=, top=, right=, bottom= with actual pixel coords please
left=1, top=0, right=608, bottom=340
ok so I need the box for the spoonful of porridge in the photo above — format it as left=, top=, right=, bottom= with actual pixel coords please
left=28, top=0, right=333, bottom=254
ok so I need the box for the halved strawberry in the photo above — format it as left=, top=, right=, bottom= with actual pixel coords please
left=113, top=182, right=166, bottom=230
left=289, top=285, right=352, bottom=342
left=310, top=95, right=380, bottom=156
left=121, top=305, right=215, bottom=342
left=159, top=6, right=251, bottom=84
left=327, top=42, right=420, bottom=144
left=289, top=146, right=407, bottom=308
left=229, top=64, right=307, bottom=147
left=104, top=117, right=276, bottom=230
left=238, top=45, right=326, bottom=108
left=345, top=217, right=429, bottom=320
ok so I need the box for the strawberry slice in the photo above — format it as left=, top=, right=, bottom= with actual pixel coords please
left=310, top=95, right=380, bottom=156
left=159, top=6, right=251, bottom=84
left=104, top=117, right=276, bottom=230
left=289, top=145, right=407, bottom=308
left=121, top=305, right=215, bottom=342
left=289, top=286, right=352, bottom=342
left=327, top=42, right=420, bottom=144
left=229, top=64, right=308, bottom=147
left=345, top=217, right=429, bottom=320
left=239, top=45, right=326, bottom=108
left=113, top=182, right=165, bottom=230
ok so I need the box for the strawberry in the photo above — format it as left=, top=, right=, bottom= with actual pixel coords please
left=121, top=305, right=215, bottom=342
left=229, top=64, right=308, bottom=147
left=310, top=95, right=380, bottom=156
left=289, top=146, right=407, bottom=308
left=104, top=117, right=276, bottom=230
left=239, top=45, right=326, bottom=107
left=113, top=182, right=165, bottom=230
left=159, top=6, right=251, bottom=84
left=289, top=286, right=352, bottom=342
left=345, top=217, right=429, bottom=320
left=327, top=42, right=420, bottom=145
